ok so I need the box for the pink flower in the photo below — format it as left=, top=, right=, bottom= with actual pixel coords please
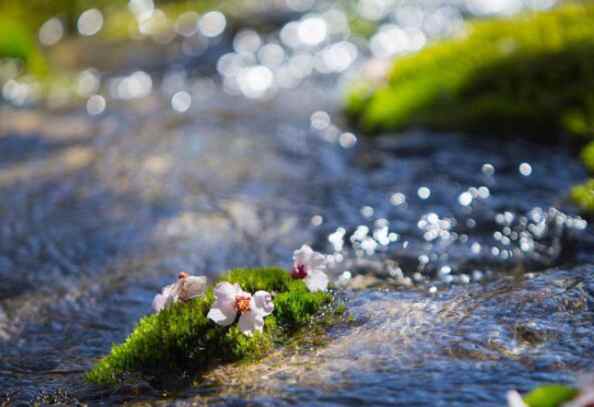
left=207, top=282, right=274, bottom=336
left=152, top=272, right=208, bottom=312
left=291, top=245, right=329, bottom=292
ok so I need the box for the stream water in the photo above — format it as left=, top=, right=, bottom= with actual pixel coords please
left=1, top=1, right=593, bottom=405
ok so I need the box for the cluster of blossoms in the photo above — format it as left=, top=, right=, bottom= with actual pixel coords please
left=152, top=245, right=329, bottom=335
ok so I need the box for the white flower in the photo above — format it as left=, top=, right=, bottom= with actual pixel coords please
left=506, top=390, right=528, bottom=407
left=292, top=244, right=329, bottom=292
left=152, top=272, right=208, bottom=312
left=207, top=282, right=274, bottom=336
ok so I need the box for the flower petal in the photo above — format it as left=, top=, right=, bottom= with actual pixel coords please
left=305, top=269, right=329, bottom=292
left=207, top=305, right=236, bottom=326
left=293, top=245, right=314, bottom=266
left=214, top=282, right=240, bottom=301
left=208, top=282, right=241, bottom=326
left=152, top=282, right=178, bottom=312
left=506, top=391, right=528, bottom=407
left=238, top=309, right=264, bottom=336
left=308, top=252, right=327, bottom=270
left=152, top=294, right=167, bottom=312
left=253, top=291, right=274, bottom=316
left=179, top=276, right=208, bottom=301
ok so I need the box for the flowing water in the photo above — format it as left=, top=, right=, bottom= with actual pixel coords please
left=1, top=1, right=593, bottom=405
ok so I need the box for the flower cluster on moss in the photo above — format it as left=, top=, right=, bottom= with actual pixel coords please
left=86, top=266, right=339, bottom=386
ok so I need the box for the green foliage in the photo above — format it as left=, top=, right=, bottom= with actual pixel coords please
left=571, top=178, right=594, bottom=213
left=0, top=0, right=234, bottom=77
left=87, top=267, right=335, bottom=386
left=346, top=3, right=594, bottom=138
left=581, top=141, right=594, bottom=172
left=0, top=17, right=47, bottom=75
left=523, top=384, right=578, bottom=407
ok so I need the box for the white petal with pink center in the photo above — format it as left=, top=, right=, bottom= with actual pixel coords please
left=292, top=244, right=329, bottom=292
left=207, top=282, right=274, bottom=336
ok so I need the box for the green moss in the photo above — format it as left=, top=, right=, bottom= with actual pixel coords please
left=0, top=17, right=47, bottom=75
left=571, top=178, right=594, bottom=213
left=581, top=141, right=594, bottom=172
left=346, top=3, right=594, bottom=138
left=87, top=267, right=337, bottom=386
left=523, top=384, right=579, bottom=407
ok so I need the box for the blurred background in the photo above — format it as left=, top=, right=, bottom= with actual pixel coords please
left=1, top=0, right=594, bottom=405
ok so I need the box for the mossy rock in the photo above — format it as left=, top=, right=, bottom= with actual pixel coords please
left=86, top=267, right=340, bottom=387
left=523, top=384, right=579, bottom=407
left=346, top=3, right=594, bottom=139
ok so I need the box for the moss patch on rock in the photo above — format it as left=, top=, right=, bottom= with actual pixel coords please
left=571, top=178, right=594, bottom=213
left=522, top=384, right=579, bottom=407
left=86, top=267, right=339, bottom=387
left=346, top=3, right=594, bottom=138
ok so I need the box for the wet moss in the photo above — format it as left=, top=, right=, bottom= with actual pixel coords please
left=346, top=3, right=594, bottom=139
left=581, top=141, right=594, bottom=172
left=86, top=267, right=337, bottom=386
left=570, top=178, right=594, bottom=213
left=0, top=17, right=47, bottom=75
left=523, top=384, right=578, bottom=407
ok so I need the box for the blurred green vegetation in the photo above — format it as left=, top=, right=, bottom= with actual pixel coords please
left=345, top=3, right=594, bottom=214
left=346, top=3, right=594, bottom=138
left=0, top=0, right=231, bottom=75
left=522, top=384, right=579, bottom=407
left=571, top=179, right=594, bottom=213
left=0, top=16, right=47, bottom=75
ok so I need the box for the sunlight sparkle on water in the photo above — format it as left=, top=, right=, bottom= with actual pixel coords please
left=311, top=215, right=323, bottom=226
left=234, top=30, right=262, bottom=54
left=390, top=192, right=406, bottom=206
left=339, top=132, right=357, bottom=148
left=87, top=94, right=106, bottom=115
left=238, top=66, right=274, bottom=99
left=110, top=71, right=152, bottom=100
left=370, top=25, right=426, bottom=58
left=39, top=18, right=64, bottom=46
left=199, top=11, right=226, bottom=38
left=77, top=69, right=100, bottom=97
left=258, top=44, right=286, bottom=68
left=519, top=162, right=532, bottom=176
left=129, top=0, right=155, bottom=20
left=458, top=191, right=473, bottom=207
left=175, top=12, right=199, bottom=37
left=77, top=9, right=104, bottom=36
left=481, top=163, right=495, bottom=176
left=171, top=91, right=192, bottom=112
left=417, top=186, right=431, bottom=200
left=310, top=111, right=331, bottom=130
left=298, top=16, right=328, bottom=46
